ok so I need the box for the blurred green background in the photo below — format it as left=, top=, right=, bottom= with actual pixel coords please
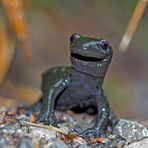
left=0, top=0, right=148, bottom=120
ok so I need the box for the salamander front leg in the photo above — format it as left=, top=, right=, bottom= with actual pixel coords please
left=82, top=90, right=110, bottom=137
left=37, top=79, right=70, bottom=126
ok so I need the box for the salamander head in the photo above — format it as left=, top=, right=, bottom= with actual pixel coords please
left=69, top=33, right=113, bottom=77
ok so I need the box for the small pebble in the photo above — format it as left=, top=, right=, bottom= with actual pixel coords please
left=29, top=115, right=36, bottom=123
left=16, top=114, right=29, bottom=121
left=7, top=111, right=16, bottom=116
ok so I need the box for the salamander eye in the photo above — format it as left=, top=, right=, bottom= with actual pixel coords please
left=100, top=39, right=109, bottom=50
left=70, top=33, right=80, bottom=43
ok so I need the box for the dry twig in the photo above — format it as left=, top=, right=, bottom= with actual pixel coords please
left=21, top=121, right=73, bottom=135
left=119, top=0, right=148, bottom=52
left=2, top=0, right=32, bottom=61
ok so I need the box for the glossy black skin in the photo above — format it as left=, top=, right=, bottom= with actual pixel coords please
left=37, top=33, right=114, bottom=137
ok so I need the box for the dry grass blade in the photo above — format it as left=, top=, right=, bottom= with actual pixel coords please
left=119, top=0, right=148, bottom=52
left=21, top=121, right=69, bottom=135
left=2, top=0, right=32, bottom=62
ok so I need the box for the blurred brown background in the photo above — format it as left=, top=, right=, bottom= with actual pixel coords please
left=0, top=0, right=148, bottom=120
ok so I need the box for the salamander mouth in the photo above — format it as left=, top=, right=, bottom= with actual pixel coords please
left=71, top=53, right=104, bottom=62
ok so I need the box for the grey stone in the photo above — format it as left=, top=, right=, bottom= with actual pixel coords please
left=45, top=140, right=68, bottom=148
left=77, top=144, right=91, bottom=148
left=29, top=126, right=57, bottom=141
left=17, top=137, right=33, bottom=148
left=113, top=119, right=148, bottom=143
left=125, top=138, right=148, bottom=148
left=15, top=114, right=29, bottom=121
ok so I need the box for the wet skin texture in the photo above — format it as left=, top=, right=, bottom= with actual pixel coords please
left=37, top=33, right=115, bottom=137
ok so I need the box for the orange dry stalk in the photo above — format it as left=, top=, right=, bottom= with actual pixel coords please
left=119, top=0, right=148, bottom=52
left=2, top=0, right=32, bottom=61
left=0, top=24, right=15, bottom=86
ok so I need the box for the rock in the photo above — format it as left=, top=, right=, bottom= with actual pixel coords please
left=73, top=137, right=87, bottom=147
left=29, top=126, right=57, bottom=142
left=77, top=144, right=91, bottom=148
left=17, top=137, right=33, bottom=148
left=45, top=140, right=68, bottom=148
left=113, top=119, right=148, bottom=143
left=0, top=136, right=10, bottom=147
left=1, top=123, right=23, bottom=136
left=125, top=138, right=148, bottom=148
left=15, top=114, right=29, bottom=121
left=2, top=107, right=148, bottom=148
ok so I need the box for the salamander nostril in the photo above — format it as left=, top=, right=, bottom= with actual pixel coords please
left=100, top=39, right=109, bottom=50
left=70, top=33, right=80, bottom=43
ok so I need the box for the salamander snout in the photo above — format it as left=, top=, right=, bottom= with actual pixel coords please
left=70, top=33, right=81, bottom=44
